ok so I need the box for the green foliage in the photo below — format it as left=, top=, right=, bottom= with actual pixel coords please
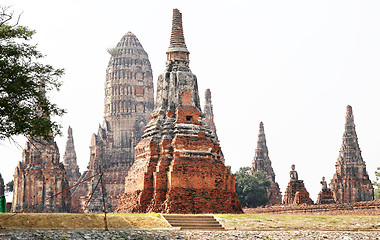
left=234, top=167, right=271, bottom=208
left=5, top=180, right=13, bottom=193
left=374, top=167, right=380, bottom=199
left=0, top=6, right=65, bottom=140
left=107, top=47, right=118, bottom=57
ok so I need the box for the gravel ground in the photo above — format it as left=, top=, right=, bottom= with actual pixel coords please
left=0, top=229, right=379, bottom=240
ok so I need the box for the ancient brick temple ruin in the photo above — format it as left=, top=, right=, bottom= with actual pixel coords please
left=329, top=105, right=374, bottom=204
left=12, top=137, right=71, bottom=212
left=250, top=122, right=282, bottom=205
left=316, top=177, right=335, bottom=204
left=63, top=126, right=81, bottom=187
left=71, top=32, right=154, bottom=212
left=203, top=89, right=224, bottom=163
left=283, top=164, right=313, bottom=205
left=116, top=9, right=242, bottom=214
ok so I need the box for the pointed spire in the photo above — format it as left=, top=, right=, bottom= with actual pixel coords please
left=257, top=121, right=268, bottom=151
left=341, top=105, right=360, bottom=156
left=63, top=126, right=81, bottom=187
left=252, top=122, right=270, bottom=175
left=167, top=9, right=189, bottom=62
left=63, top=126, right=77, bottom=165
left=251, top=122, right=282, bottom=205
left=330, top=105, right=374, bottom=203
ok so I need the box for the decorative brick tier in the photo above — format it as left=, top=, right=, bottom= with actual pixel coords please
left=116, top=9, right=242, bottom=214
left=316, top=189, right=335, bottom=205
left=283, top=180, right=313, bottom=205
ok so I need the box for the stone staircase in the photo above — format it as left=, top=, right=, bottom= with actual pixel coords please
left=161, top=214, right=225, bottom=230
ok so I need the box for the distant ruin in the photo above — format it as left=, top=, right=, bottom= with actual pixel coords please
left=250, top=122, right=282, bottom=205
left=329, top=105, right=374, bottom=203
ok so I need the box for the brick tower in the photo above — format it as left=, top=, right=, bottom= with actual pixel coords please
left=63, top=126, right=81, bottom=187
left=116, top=9, right=242, bottom=213
left=203, top=89, right=225, bottom=163
left=12, top=137, right=71, bottom=212
left=329, top=105, right=374, bottom=203
left=72, top=32, right=154, bottom=212
left=251, top=122, right=282, bottom=205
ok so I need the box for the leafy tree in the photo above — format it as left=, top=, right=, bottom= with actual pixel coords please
left=5, top=180, right=13, bottom=193
left=375, top=167, right=380, bottom=199
left=0, top=6, right=65, bottom=140
left=234, top=167, right=271, bottom=208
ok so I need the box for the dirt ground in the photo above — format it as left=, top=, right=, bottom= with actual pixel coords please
left=216, top=214, right=380, bottom=231
left=0, top=213, right=379, bottom=231
left=0, top=213, right=168, bottom=229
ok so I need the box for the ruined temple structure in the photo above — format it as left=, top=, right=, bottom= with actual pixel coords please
left=12, top=137, right=71, bottom=212
left=203, top=89, right=224, bottom=163
left=282, top=165, right=313, bottom=205
left=329, top=105, right=374, bottom=204
left=250, top=122, right=282, bottom=205
left=63, top=126, right=81, bottom=187
left=71, top=31, right=154, bottom=212
left=116, top=9, right=242, bottom=214
left=316, top=177, right=335, bottom=204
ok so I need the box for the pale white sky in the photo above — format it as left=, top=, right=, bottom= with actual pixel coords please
left=2, top=0, right=380, bottom=202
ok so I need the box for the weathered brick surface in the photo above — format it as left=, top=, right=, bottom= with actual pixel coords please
left=282, top=165, right=313, bottom=205
left=12, top=138, right=71, bottom=213
left=71, top=32, right=154, bottom=213
left=250, top=122, right=282, bottom=205
left=116, top=9, right=242, bottom=214
left=316, top=189, right=335, bottom=205
left=329, top=105, right=374, bottom=204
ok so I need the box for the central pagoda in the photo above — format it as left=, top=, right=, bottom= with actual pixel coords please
left=116, top=9, right=242, bottom=213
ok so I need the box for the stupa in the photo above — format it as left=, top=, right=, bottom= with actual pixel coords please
left=116, top=9, right=242, bottom=213
left=329, top=105, right=374, bottom=203
left=250, top=122, right=282, bottom=205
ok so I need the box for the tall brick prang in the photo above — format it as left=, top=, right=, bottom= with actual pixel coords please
left=251, top=122, right=282, bottom=205
left=116, top=9, right=242, bottom=214
left=71, top=32, right=154, bottom=212
left=282, top=165, right=313, bottom=205
left=329, top=105, right=374, bottom=204
left=63, top=126, right=81, bottom=187
left=12, top=137, right=71, bottom=212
